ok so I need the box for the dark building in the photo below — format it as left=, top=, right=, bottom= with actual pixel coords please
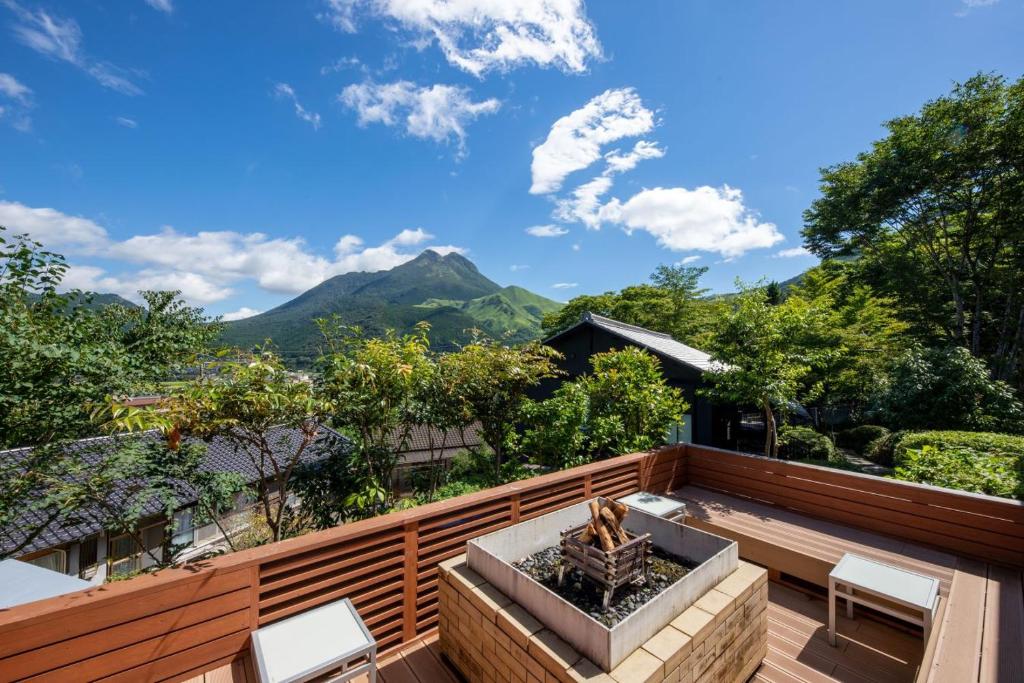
left=540, top=312, right=737, bottom=449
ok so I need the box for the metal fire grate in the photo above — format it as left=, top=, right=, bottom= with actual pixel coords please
left=556, top=522, right=652, bottom=609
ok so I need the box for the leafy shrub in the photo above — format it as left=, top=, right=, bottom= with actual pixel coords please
left=875, top=346, right=1023, bottom=433
left=894, top=445, right=1021, bottom=499
left=836, top=425, right=890, bottom=454
left=865, top=430, right=904, bottom=467
left=779, top=426, right=837, bottom=462
left=895, top=430, right=1024, bottom=462
left=520, top=382, right=591, bottom=469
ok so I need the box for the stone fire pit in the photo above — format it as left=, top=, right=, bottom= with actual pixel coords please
left=437, top=496, right=767, bottom=682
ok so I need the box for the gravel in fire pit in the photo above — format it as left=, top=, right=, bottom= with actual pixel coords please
left=512, top=545, right=695, bottom=627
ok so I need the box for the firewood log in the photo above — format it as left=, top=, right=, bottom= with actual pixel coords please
left=589, top=500, right=603, bottom=526
left=596, top=523, right=615, bottom=552
left=600, top=506, right=629, bottom=545
left=609, top=500, right=628, bottom=521
left=579, top=523, right=596, bottom=544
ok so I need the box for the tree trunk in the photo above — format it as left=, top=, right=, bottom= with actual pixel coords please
left=763, top=400, right=777, bottom=459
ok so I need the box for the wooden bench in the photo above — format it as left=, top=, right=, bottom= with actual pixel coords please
left=672, top=485, right=1024, bottom=683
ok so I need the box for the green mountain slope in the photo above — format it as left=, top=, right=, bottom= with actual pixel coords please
left=218, top=251, right=562, bottom=365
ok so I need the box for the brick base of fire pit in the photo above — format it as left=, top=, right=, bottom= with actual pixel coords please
left=438, top=555, right=767, bottom=683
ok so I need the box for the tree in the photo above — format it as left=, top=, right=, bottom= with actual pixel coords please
left=520, top=381, right=591, bottom=470
left=702, top=285, right=818, bottom=458
left=441, top=339, right=561, bottom=478
left=803, top=73, right=1024, bottom=389
left=316, top=320, right=434, bottom=513
left=541, top=265, right=724, bottom=349
left=784, top=263, right=909, bottom=421
left=107, top=351, right=332, bottom=543
left=584, top=348, right=689, bottom=457
left=0, top=228, right=220, bottom=449
left=875, top=346, right=1023, bottom=433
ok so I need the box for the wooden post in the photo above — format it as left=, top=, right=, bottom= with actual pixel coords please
left=511, top=493, right=521, bottom=524
left=403, top=521, right=419, bottom=642
left=584, top=473, right=593, bottom=499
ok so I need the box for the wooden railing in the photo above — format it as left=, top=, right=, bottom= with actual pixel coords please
left=1, top=443, right=1021, bottom=683
left=686, top=444, right=1024, bottom=567
left=0, top=447, right=685, bottom=683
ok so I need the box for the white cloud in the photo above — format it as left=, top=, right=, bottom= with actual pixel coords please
left=221, top=307, right=263, bottom=321
left=4, top=1, right=143, bottom=95
left=321, top=56, right=363, bottom=75
left=554, top=175, right=611, bottom=229
left=957, top=0, right=998, bottom=14
left=322, top=0, right=600, bottom=77
left=422, top=245, right=467, bottom=256
left=598, top=185, right=784, bottom=259
left=0, top=72, right=31, bottom=102
left=525, top=224, right=568, bottom=238
left=340, top=80, right=500, bottom=154
left=115, top=116, right=137, bottom=128
left=0, top=199, right=466, bottom=304
left=604, top=140, right=664, bottom=175
left=551, top=282, right=578, bottom=289
left=144, top=0, right=173, bottom=13
left=0, top=72, right=32, bottom=130
left=774, top=246, right=811, bottom=258
left=530, top=88, right=655, bottom=195
left=509, top=264, right=530, bottom=271
left=571, top=243, right=580, bottom=251
left=0, top=200, right=108, bottom=251
left=273, top=83, right=322, bottom=130
left=678, top=255, right=701, bottom=264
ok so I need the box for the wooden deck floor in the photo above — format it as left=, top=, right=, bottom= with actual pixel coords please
left=197, top=582, right=920, bottom=683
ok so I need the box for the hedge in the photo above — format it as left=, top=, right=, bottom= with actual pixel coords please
left=836, top=425, right=890, bottom=455
left=779, top=426, right=837, bottom=462
left=891, top=430, right=1023, bottom=499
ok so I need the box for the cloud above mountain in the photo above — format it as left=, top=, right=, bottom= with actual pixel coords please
left=0, top=200, right=464, bottom=304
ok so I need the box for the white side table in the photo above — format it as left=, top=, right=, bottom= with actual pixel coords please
left=828, top=553, right=940, bottom=647
left=251, top=597, right=377, bottom=682
left=618, top=492, right=687, bottom=522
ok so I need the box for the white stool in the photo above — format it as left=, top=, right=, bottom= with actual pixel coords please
left=618, top=492, right=687, bottom=522
left=828, top=553, right=940, bottom=647
left=251, top=597, right=377, bottom=682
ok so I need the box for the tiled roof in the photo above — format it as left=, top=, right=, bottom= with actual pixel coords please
left=389, top=422, right=483, bottom=454
left=0, top=426, right=343, bottom=556
left=552, top=312, right=723, bottom=373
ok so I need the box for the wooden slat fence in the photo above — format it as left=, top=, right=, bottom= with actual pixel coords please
left=1, top=442, right=1019, bottom=683
left=686, top=444, right=1024, bottom=567
left=0, top=447, right=685, bottom=683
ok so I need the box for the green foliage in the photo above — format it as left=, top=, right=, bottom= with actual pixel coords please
left=316, top=321, right=435, bottom=512
left=104, top=350, right=332, bottom=543
left=542, top=265, right=724, bottom=349
left=520, top=382, right=591, bottom=469
left=875, top=346, right=1023, bottom=433
left=778, top=426, right=838, bottom=462
left=702, top=284, right=820, bottom=457
left=865, top=430, right=905, bottom=467
left=584, top=348, right=688, bottom=457
left=895, top=444, right=1021, bottom=499
left=784, top=263, right=909, bottom=418
left=803, top=73, right=1024, bottom=391
left=0, top=228, right=221, bottom=449
left=289, top=435, right=366, bottom=527
left=439, top=338, right=562, bottom=476
left=835, top=425, right=891, bottom=454
left=417, top=285, right=563, bottom=341
left=896, top=430, right=1024, bottom=462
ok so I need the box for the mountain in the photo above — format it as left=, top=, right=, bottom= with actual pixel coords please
left=218, top=251, right=562, bottom=365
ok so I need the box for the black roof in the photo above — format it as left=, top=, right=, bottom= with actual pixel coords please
left=1, top=425, right=344, bottom=556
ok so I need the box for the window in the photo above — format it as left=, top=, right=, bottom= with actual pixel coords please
left=23, top=549, right=67, bottom=574
left=666, top=417, right=693, bottom=444
left=79, top=536, right=98, bottom=578
left=172, top=507, right=195, bottom=547
left=108, top=523, right=165, bottom=576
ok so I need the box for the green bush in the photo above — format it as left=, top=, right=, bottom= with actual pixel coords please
left=836, top=425, right=890, bottom=454
left=865, top=430, right=904, bottom=467
left=890, top=431, right=1023, bottom=499
left=779, top=426, right=837, bottom=462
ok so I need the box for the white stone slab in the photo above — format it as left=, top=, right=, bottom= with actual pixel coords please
left=618, top=492, right=686, bottom=519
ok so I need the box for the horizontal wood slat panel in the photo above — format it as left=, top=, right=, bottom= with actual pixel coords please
left=687, top=445, right=1024, bottom=567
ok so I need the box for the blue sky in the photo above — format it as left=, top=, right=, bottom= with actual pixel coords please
left=1, top=0, right=1021, bottom=320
